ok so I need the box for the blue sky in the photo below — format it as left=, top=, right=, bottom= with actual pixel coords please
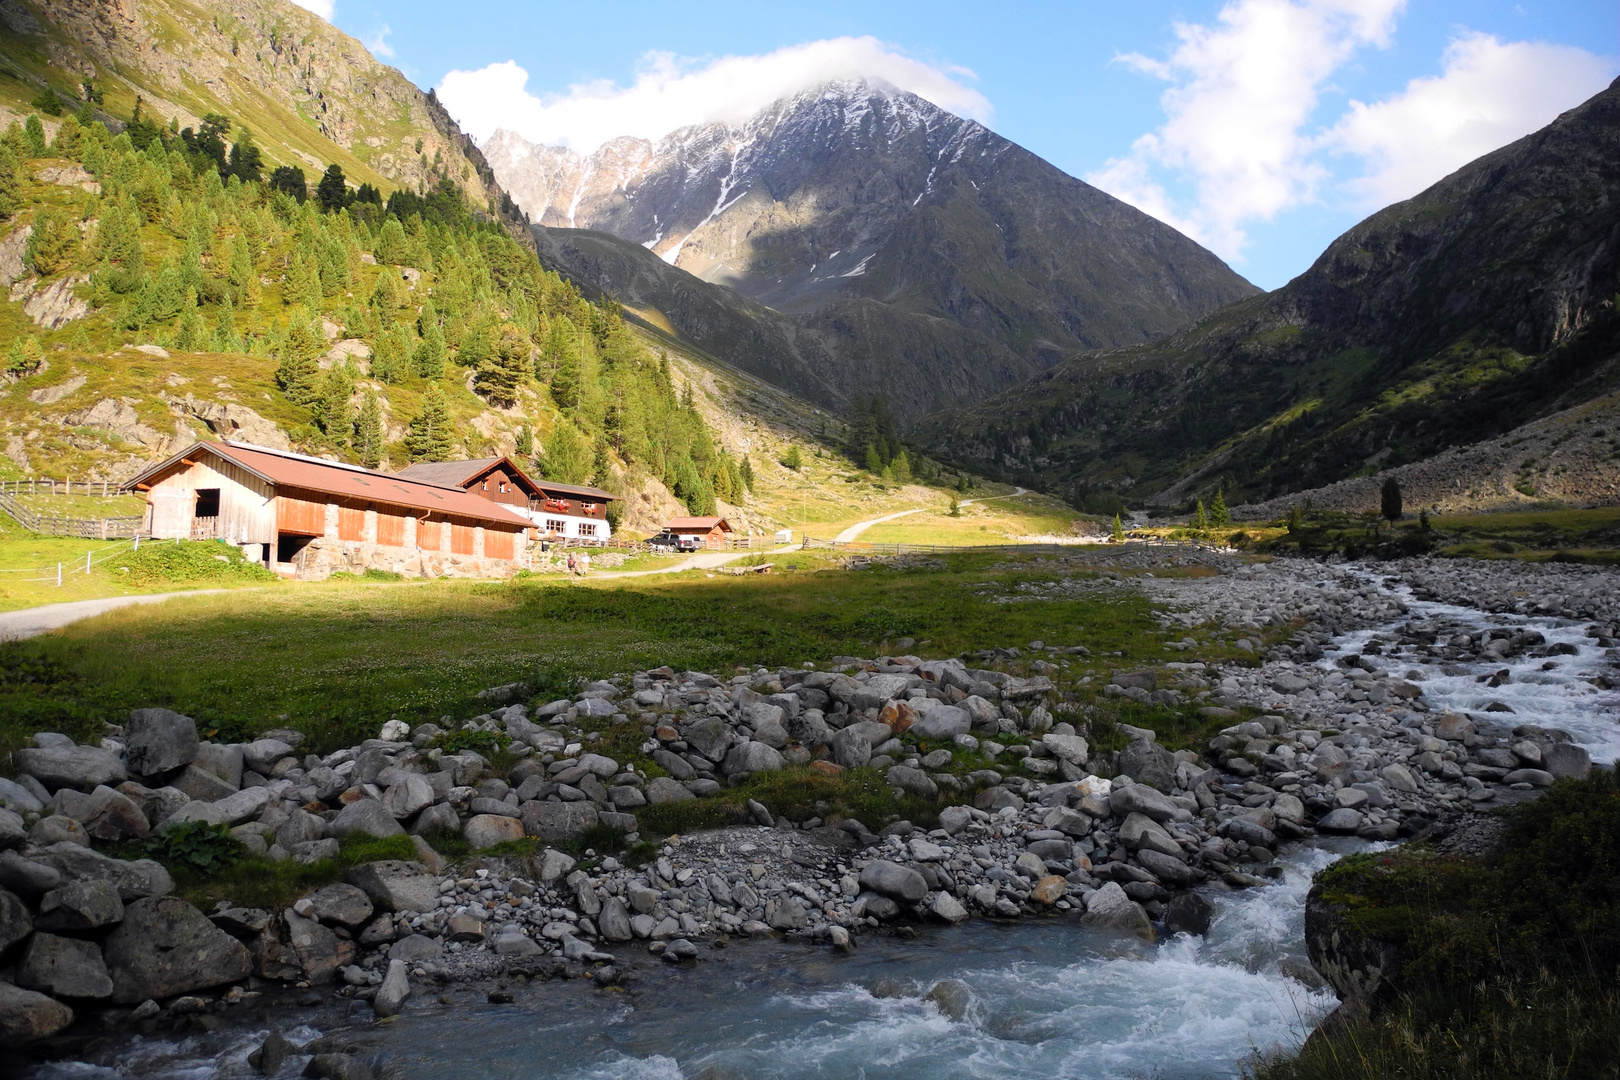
left=309, top=1, right=1616, bottom=290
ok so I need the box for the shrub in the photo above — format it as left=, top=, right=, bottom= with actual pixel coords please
left=146, top=820, right=245, bottom=874
left=114, top=539, right=279, bottom=586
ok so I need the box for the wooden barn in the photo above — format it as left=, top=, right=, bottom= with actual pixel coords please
left=123, top=441, right=534, bottom=580
left=665, top=516, right=732, bottom=550
left=396, top=457, right=615, bottom=543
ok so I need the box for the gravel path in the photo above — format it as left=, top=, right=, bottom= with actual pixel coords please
left=0, top=589, right=234, bottom=640
left=833, top=487, right=1030, bottom=543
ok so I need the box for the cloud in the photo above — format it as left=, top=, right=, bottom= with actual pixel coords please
left=436, top=37, right=991, bottom=152
left=1324, top=33, right=1615, bottom=205
left=364, top=23, right=394, bottom=59
left=288, top=0, right=333, bottom=20
left=1087, top=0, right=1405, bottom=259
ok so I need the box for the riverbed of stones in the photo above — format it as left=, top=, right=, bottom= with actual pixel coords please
left=0, top=548, right=1613, bottom=1073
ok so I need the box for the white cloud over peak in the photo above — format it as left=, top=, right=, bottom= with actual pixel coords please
left=436, top=37, right=991, bottom=152
left=288, top=0, right=333, bottom=21
left=1088, top=0, right=1405, bottom=259
left=1324, top=33, right=1614, bottom=206
left=1086, top=0, right=1611, bottom=266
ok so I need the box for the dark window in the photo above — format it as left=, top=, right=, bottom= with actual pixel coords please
left=195, top=488, right=221, bottom=517
left=277, top=533, right=314, bottom=563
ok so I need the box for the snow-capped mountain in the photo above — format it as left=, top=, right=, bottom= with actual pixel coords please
left=485, top=79, right=1259, bottom=413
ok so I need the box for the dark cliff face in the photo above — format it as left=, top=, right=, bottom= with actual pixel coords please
left=921, top=78, right=1620, bottom=504
left=493, top=79, right=1258, bottom=417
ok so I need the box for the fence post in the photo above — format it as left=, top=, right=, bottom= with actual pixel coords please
left=85, top=550, right=92, bottom=575
left=56, top=562, right=61, bottom=587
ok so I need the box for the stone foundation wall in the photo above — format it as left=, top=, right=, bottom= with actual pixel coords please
left=290, top=538, right=522, bottom=581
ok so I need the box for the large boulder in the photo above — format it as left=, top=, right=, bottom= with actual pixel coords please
left=1041, top=733, right=1089, bottom=765
left=520, top=801, right=598, bottom=843
left=829, top=727, right=872, bottom=770
left=598, top=896, right=633, bottom=942
left=14, top=745, right=126, bottom=792
left=1119, top=812, right=1183, bottom=858
left=103, top=895, right=254, bottom=1003
left=192, top=742, right=244, bottom=789
left=34, top=843, right=172, bottom=900
left=307, top=884, right=374, bottom=929
left=910, top=706, right=971, bottom=741
left=373, top=958, right=411, bottom=1018
left=18, top=932, right=114, bottom=998
left=1138, top=849, right=1198, bottom=887
left=0, top=981, right=74, bottom=1043
left=1117, top=740, right=1177, bottom=791
left=1081, top=881, right=1156, bottom=941
left=683, top=717, right=733, bottom=763
left=1542, top=742, right=1592, bottom=780
left=0, top=887, right=32, bottom=951
left=644, top=777, right=695, bottom=804
left=722, top=741, right=784, bottom=777
left=858, top=860, right=928, bottom=903
left=69, top=785, right=150, bottom=841
left=464, top=814, right=525, bottom=849
left=330, top=799, right=405, bottom=839
left=1109, top=783, right=1178, bottom=822
left=124, top=708, right=199, bottom=778
left=381, top=775, right=435, bottom=819
left=345, top=861, right=440, bottom=914
left=35, top=879, right=124, bottom=931
left=283, top=910, right=354, bottom=984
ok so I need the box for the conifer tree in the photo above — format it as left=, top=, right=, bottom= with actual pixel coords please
left=405, top=385, right=455, bottom=462
left=1381, top=476, right=1403, bottom=524
left=540, top=422, right=590, bottom=483
left=370, top=329, right=406, bottom=384
left=1112, top=514, right=1126, bottom=543
left=311, top=363, right=355, bottom=436
left=23, top=115, right=46, bottom=157
left=370, top=268, right=400, bottom=329
left=275, top=310, right=322, bottom=405
left=474, top=322, right=529, bottom=406
left=374, top=217, right=407, bottom=264
left=515, top=423, right=534, bottom=457
left=25, top=207, right=79, bottom=275
left=1193, top=500, right=1208, bottom=531
left=739, top=454, right=755, bottom=493
left=414, top=322, right=446, bottom=380
left=0, top=142, right=20, bottom=220
left=354, top=389, right=384, bottom=468
left=316, top=164, right=349, bottom=212
left=1211, top=488, right=1231, bottom=528
left=213, top=298, right=241, bottom=352
left=591, top=438, right=613, bottom=487
left=780, top=445, right=802, bottom=470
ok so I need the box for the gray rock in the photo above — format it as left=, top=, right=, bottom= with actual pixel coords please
left=275, top=809, right=326, bottom=850
left=0, top=778, right=44, bottom=814
left=753, top=719, right=791, bottom=749
left=1165, top=891, right=1214, bottom=937
left=124, top=708, right=199, bottom=778
left=464, top=814, right=525, bottom=849
left=369, top=957, right=411, bottom=1018
left=166, top=801, right=229, bottom=828
left=521, top=801, right=598, bottom=843
left=723, top=741, right=785, bottom=776
left=886, top=765, right=938, bottom=798
left=1542, top=742, right=1591, bottom=780
left=293, top=839, right=341, bottom=865
left=172, top=764, right=238, bottom=802
left=910, top=706, right=971, bottom=741
left=929, top=891, right=969, bottom=924
left=1225, top=817, right=1278, bottom=849
left=0, top=980, right=74, bottom=1043
left=192, top=742, right=244, bottom=789
left=1120, top=812, right=1183, bottom=858
left=684, top=717, right=734, bottom=762
left=331, top=799, right=405, bottom=839
left=598, top=896, right=633, bottom=942
left=285, top=910, right=353, bottom=984
left=18, top=932, right=114, bottom=998
left=241, top=739, right=294, bottom=774
left=212, top=787, right=272, bottom=826
left=382, top=775, right=435, bottom=819
left=388, top=934, right=442, bottom=962
left=1109, top=783, right=1178, bottom=822
left=1504, top=768, right=1554, bottom=787
left=830, top=727, right=872, bottom=770
left=924, top=978, right=972, bottom=1020
left=645, top=776, right=695, bottom=803
left=537, top=849, right=577, bottom=883
left=938, top=806, right=975, bottom=835
left=0, top=806, right=25, bottom=850
left=785, top=710, right=831, bottom=747
left=650, top=748, right=695, bottom=780
left=1081, top=881, right=1155, bottom=941
left=35, top=844, right=172, bottom=900
left=103, top=895, right=254, bottom=1003
left=345, top=861, right=441, bottom=913
left=410, top=803, right=461, bottom=836
left=0, top=886, right=32, bottom=951
left=858, top=860, right=928, bottom=902
left=1138, top=849, right=1198, bottom=886
left=36, top=879, right=124, bottom=931
left=308, top=884, right=373, bottom=928
left=1317, top=808, right=1363, bottom=833
left=14, top=745, right=127, bottom=792
left=766, top=897, right=807, bottom=930
left=0, top=852, right=60, bottom=897
left=1117, top=740, right=1177, bottom=791
left=1041, top=733, right=1089, bottom=764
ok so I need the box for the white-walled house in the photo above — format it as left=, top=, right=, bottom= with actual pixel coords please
left=395, top=457, right=615, bottom=543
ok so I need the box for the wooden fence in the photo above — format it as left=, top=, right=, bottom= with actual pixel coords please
left=0, top=480, right=146, bottom=540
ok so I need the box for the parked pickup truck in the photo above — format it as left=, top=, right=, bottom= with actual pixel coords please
left=650, top=530, right=701, bottom=553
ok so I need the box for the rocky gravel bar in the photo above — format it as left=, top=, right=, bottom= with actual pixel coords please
left=0, top=550, right=1614, bottom=1075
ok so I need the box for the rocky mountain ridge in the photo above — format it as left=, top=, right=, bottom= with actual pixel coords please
left=487, top=79, right=1258, bottom=416
left=919, top=78, right=1620, bottom=509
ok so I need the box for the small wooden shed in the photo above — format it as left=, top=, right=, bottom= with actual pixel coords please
left=666, top=516, right=732, bottom=549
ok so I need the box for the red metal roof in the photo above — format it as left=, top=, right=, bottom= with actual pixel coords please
left=127, top=442, right=533, bottom=529
left=667, top=516, right=731, bottom=531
